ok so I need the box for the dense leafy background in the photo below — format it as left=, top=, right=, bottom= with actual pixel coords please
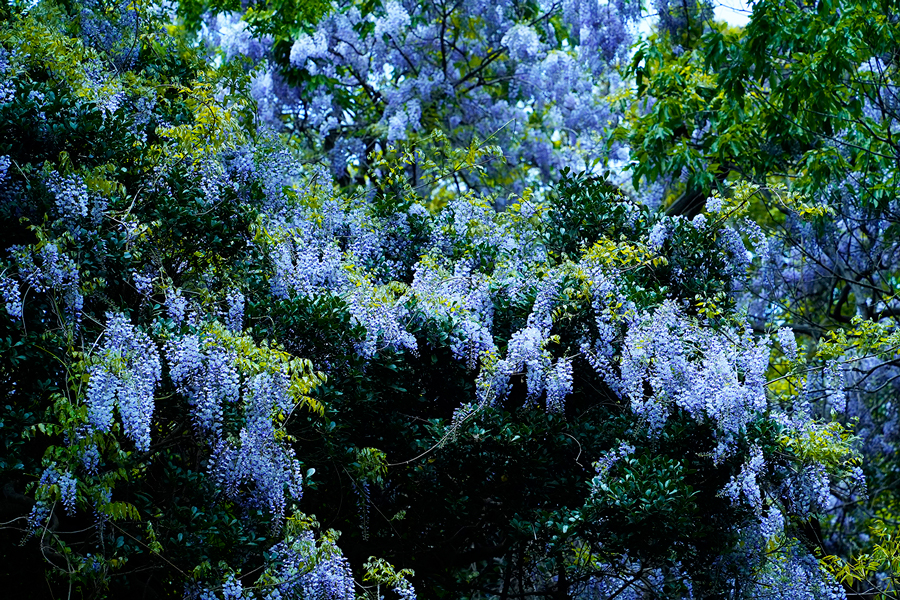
left=0, top=0, right=897, bottom=599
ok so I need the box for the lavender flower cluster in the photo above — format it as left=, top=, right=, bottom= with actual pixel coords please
left=46, top=171, right=90, bottom=222
left=209, top=371, right=305, bottom=527
left=86, top=313, right=162, bottom=452
left=261, top=529, right=356, bottom=600
left=37, top=465, right=78, bottom=516
left=751, top=542, right=846, bottom=600
left=617, top=301, right=769, bottom=440
left=168, top=332, right=240, bottom=439
left=0, top=275, right=22, bottom=318
left=9, top=242, right=83, bottom=326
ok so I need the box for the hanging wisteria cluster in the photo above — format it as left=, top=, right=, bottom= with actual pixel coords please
left=209, top=370, right=305, bottom=527
left=86, top=312, right=162, bottom=452
left=168, top=331, right=241, bottom=439
left=7, top=242, right=83, bottom=327
left=617, top=301, right=770, bottom=442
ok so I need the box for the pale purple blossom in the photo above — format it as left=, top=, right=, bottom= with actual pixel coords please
left=777, top=327, right=799, bottom=362
left=649, top=221, right=668, bottom=251
left=87, top=313, right=161, bottom=452
left=0, top=275, right=22, bottom=318
left=502, top=24, right=542, bottom=61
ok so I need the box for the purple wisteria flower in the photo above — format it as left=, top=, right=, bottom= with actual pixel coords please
left=86, top=312, right=161, bottom=452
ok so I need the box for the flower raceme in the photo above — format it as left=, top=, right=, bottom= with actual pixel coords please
left=86, top=312, right=162, bottom=453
